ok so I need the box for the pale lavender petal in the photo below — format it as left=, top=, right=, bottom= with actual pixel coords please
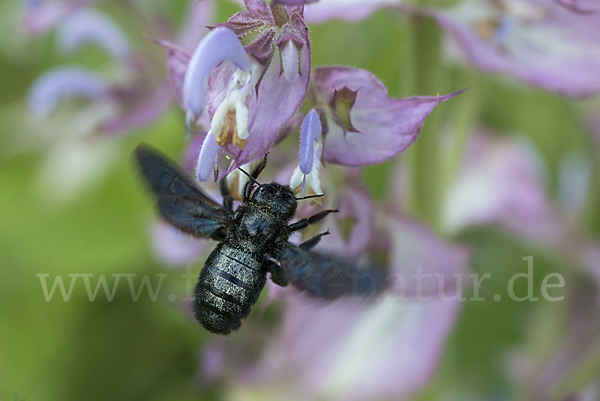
left=23, top=0, right=93, bottom=36
left=303, top=0, right=401, bottom=23
left=442, top=133, right=565, bottom=247
left=312, top=184, right=374, bottom=257
left=151, top=222, right=207, bottom=267
left=313, top=66, right=462, bottom=166
left=555, top=0, right=599, bottom=14
left=183, top=27, right=251, bottom=126
left=197, top=131, right=219, bottom=182
left=382, top=213, right=469, bottom=299
left=299, top=109, right=320, bottom=174
left=155, top=39, right=190, bottom=108
left=57, top=9, right=131, bottom=59
left=433, top=0, right=600, bottom=97
left=251, top=294, right=460, bottom=401
left=183, top=132, right=208, bottom=173
left=275, top=111, right=304, bottom=146
left=337, top=187, right=373, bottom=254
left=103, top=83, right=172, bottom=136
left=27, top=66, right=108, bottom=116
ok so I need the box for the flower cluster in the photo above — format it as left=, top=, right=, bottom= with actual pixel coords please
left=20, top=0, right=600, bottom=399
left=144, top=0, right=470, bottom=398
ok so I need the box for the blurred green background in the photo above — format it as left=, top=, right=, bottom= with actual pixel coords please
left=1, top=0, right=598, bottom=400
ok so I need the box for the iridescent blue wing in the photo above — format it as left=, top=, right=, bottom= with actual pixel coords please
left=276, top=242, right=387, bottom=299
left=134, top=144, right=231, bottom=241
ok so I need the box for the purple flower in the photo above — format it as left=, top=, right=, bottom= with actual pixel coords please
left=311, top=66, right=463, bottom=166
left=442, top=132, right=565, bottom=246
left=555, top=0, right=599, bottom=14
left=23, top=0, right=93, bottom=37
left=196, top=131, right=221, bottom=182
left=171, top=1, right=311, bottom=179
left=24, top=4, right=214, bottom=203
left=27, top=66, right=109, bottom=116
left=432, top=0, right=600, bottom=97
left=56, top=9, right=131, bottom=59
left=27, top=6, right=173, bottom=136
left=155, top=40, right=190, bottom=109
left=289, top=109, right=323, bottom=198
left=183, top=27, right=252, bottom=134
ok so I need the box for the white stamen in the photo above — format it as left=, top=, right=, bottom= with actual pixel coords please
left=210, top=61, right=263, bottom=145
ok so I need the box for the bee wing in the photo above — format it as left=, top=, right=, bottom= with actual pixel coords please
left=276, top=242, right=387, bottom=299
left=134, top=144, right=232, bottom=240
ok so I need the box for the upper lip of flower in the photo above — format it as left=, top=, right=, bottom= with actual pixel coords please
left=182, top=26, right=252, bottom=133
left=178, top=2, right=312, bottom=179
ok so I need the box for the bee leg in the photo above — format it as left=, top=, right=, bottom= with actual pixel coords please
left=287, top=208, right=339, bottom=233
left=250, top=154, right=268, bottom=180
left=266, top=260, right=288, bottom=286
left=219, top=178, right=234, bottom=213
left=299, top=230, right=330, bottom=251
left=242, top=155, right=268, bottom=201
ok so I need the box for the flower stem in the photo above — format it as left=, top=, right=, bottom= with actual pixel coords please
left=402, top=15, right=443, bottom=230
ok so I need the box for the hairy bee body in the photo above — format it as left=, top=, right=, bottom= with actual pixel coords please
left=194, top=244, right=267, bottom=334
left=194, top=198, right=292, bottom=334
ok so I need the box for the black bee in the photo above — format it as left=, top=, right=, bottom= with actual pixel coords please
left=134, top=144, right=386, bottom=335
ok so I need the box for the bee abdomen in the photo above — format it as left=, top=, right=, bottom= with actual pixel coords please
left=193, top=245, right=266, bottom=335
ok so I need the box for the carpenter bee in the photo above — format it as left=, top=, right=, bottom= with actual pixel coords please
left=134, top=144, right=386, bottom=335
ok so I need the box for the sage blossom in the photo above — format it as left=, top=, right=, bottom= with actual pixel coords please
left=22, top=0, right=93, bottom=36
left=310, top=66, right=464, bottom=166
left=432, top=0, right=600, bottom=97
left=27, top=7, right=172, bottom=135
left=24, top=4, right=211, bottom=202
left=170, top=0, right=311, bottom=180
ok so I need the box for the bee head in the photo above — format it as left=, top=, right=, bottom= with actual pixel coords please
left=251, top=183, right=297, bottom=218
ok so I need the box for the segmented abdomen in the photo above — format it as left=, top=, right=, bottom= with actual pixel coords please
left=193, top=244, right=266, bottom=335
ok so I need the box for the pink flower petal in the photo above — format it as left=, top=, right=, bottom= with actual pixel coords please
left=27, top=66, right=109, bottom=116
left=442, top=132, right=565, bottom=247
left=433, top=0, right=600, bottom=97
left=155, top=39, right=190, bottom=108
left=183, top=27, right=251, bottom=126
left=57, top=9, right=131, bottom=59
left=248, top=293, right=460, bottom=401
left=313, top=66, right=463, bottom=166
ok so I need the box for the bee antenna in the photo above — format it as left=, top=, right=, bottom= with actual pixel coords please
left=295, top=194, right=324, bottom=201
left=237, top=167, right=261, bottom=186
